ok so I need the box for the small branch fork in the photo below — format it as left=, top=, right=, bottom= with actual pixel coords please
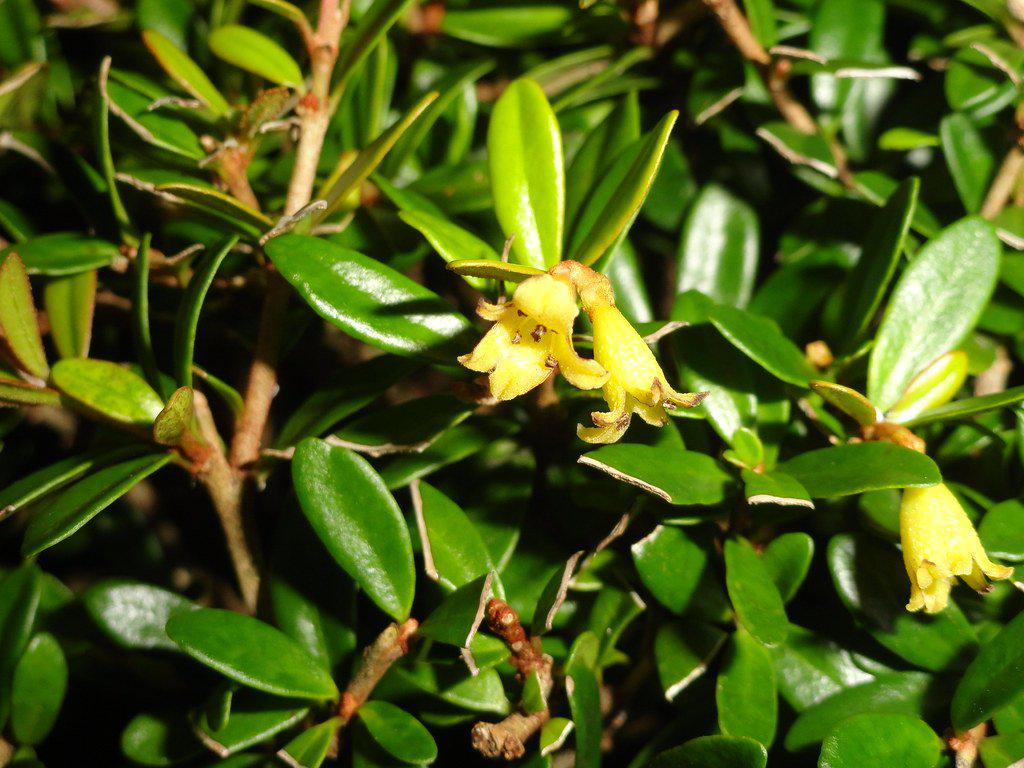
left=700, top=0, right=854, bottom=185
left=338, top=619, right=419, bottom=724
left=471, top=599, right=554, bottom=760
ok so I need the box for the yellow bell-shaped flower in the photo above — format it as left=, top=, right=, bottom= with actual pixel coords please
left=900, top=483, right=1013, bottom=614
left=458, top=273, right=608, bottom=401
left=551, top=262, right=706, bottom=444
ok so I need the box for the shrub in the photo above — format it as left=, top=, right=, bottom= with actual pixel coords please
left=1, top=0, right=1024, bottom=766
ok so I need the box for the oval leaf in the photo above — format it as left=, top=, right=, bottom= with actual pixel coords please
left=208, top=25, right=303, bottom=87
left=50, top=358, right=165, bottom=429
left=780, top=443, right=941, bottom=498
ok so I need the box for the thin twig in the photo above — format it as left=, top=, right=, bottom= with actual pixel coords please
left=338, top=619, right=419, bottom=723
left=981, top=145, right=1024, bottom=220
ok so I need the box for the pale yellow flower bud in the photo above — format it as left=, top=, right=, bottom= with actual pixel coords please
left=900, top=483, right=1013, bottom=614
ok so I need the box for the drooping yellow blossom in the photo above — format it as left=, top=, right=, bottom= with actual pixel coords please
left=551, top=262, right=707, bottom=444
left=458, top=273, right=608, bottom=400
left=900, top=483, right=1013, bottom=614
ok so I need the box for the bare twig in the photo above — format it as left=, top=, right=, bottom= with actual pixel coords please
left=981, top=145, right=1024, bottom=220
left=338, top=619, right=419, bottom=723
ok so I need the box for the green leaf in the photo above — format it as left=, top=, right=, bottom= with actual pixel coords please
left=818, top=714, right=941, bottom=768
left=0, top=233, right=119, bottom=276
left=416, top=482, right=494, bottom=590
left=82, top=579, right=196, bottom=652
left=655, top=621, right=727, bottom=701
left=780, top=443, right=941, bottom=498
left=10, top=633, right=67, bottom=745
left=292, top=438, right=415, bottom=621
left=333, top=395, right=471, bottom=455
left=677, top=185, right=759, bottom=307
left=578, top=444, right=733, bottom=505
left=447, top=259, right=544, bottom=284
left=867, top=216, right=1001, bottom=411
left=827, top=534, right=977, bottom=672
left=141, top=30, right=231, bottom=115
left=0, top=565, right=42, bottom=729
left=0, top=380, right=59, bottom=407
left=742, top=470, right=813, bottom=511
left=158, top=185, right=272, bottom=238
left=569, top=110, right=678, bottom=267
left=440, top=5, right=576, bottom=48
left=152, top=386, right=194, bottom=446
left=952, top=609, right=1024, bottom=731
left=359, top=701, right=437, bottom=764
left=418, top=573, right=492, bottom=648
left=724, top=538, right=789, bottom=647
left=940, top=113, right=994, bottom=214
left=539, top=718, right=574, bottom=757
left=838, top=177, right=919, bottom=348
left=22, top=453, right=173, bottom=557
left=265, top=234, right=471, bottom=361
left=649, top=736, right=767, bottom=768
left=166, top=608, right=338, bottom=700
left=899, top=384, right=1024, bottom=427
left=0, top=253, right=47, bottom=378
left=196, top=690, right=309, bottom=756
left=318, top=92, right=439, bottom=220
left=332, top=0, right=416, bottom=94
left=400, top=210, right=497, bottom=288
left=172, top=238, right=237, bottom=387
left=279, top=719, right=339, bottom=768
left=761, top=533, right=814, bottom=603
left=120, top=712, right=202, bottom=766
left=566, top=636, right=602, bottom=768
left=709, top=304, right=817, bottom=387
left=980, top=498, right=1024, bottom=562
left=632, top=525, right=714, bottom=615
left=809, top=381, right=878, bottom=427
left=979, top=732, right=1024, bottom=768
left=785, top=672, right=936, bottom=752
left=487, top=78, right=564, bottom=269
left=771, top=625, right=873, bottom=712
left=717, top=629, right=777, bottom=747
left=50, top=358, right=165, bottom=430
left=208, top=25, right=303, bottom=87
left=44, top=270, right=96, bottom=359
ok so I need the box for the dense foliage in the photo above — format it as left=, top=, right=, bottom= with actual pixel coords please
left=4, top=0, right=1024, bottom=765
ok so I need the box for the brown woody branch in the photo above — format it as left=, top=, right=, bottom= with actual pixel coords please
left=338, top=619, right=419, bottom=723
left=471, top=599, right=553, bottom=760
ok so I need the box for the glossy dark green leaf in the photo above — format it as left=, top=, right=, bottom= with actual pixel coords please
left=979, top=732, right=1024, bottom=768
left=979, top=498, right=1024, bottom=562
left=838, top=177, right=918, bottom=348
left=141, top=30, right=230, bottom=114
left=22, top=453, right=172, bottom=557
left=292, top=438, right=415, bottom=621
left=82, top=579, right=195, bottom=651
left=709, top=304, right=816, bottom=387
left=381, top=422, right=511, bottom=490
left=417, top=483, right=494, bottom=591
left=279, top=719, right=339, bottom=768
left=106, top=79, right=204, bottom=159
left=724, top=538, right=789, bottom=647
left=418, top=573, right=492, bottom=648
left=50, top=358, right=165, bottom=430
left=655, top=621, right=727, bottom=701
left=487, top=78, right=563, bottom=269
left=569, top=111, right=677, bottom=267
left=784, top=672, right=935, bottom=751
left=399, top=210, right=497, bottom=287
left=166, top=608, right=338, bottom=700
left=332, top=395, right=471, bottom=455
left=940, top=114, right=994, bottom=214
left=566, top=634, right=602, bottom=768
left=447, top=259, right=544, bottom=284
left=10, top=633, right=67, bottom=745
left=578, top=444, right=732, bottom=505
left=829, top=534, right=977, bottom=673
left=0, top=233, right=119, bottom=276
left=952, top=609, right=1024, bottom=731
left=900, top=384, right=1024, bottom=427
left=197, top=690, right=309, bottom=756
left=440, top=5, right=576, bottom=48
left=761, top=533, right=814, bottom=603
left=742, top=470, right=813, bottom=511
left=120, top=712, right=202, bottom=766
left=717, top=629, right=777, bottom=747
left=208, top=25, right=303, bottom=87
left=44, top=270, right=95, bottom=359
left=265, top=234, right=471, bottom=361
left=677, top=185, right=758, bottom=307
left=780, top=443, right=941, bottom=498
left=332, top=0, right=416, bottom=93
left=390, top=662, right=509, bottom=715
left=632, top=525, right=713, bottom=615
left=359, top=700, right=437, bottom=764
left=648, top=736, right=767, bottom=768
left=158, top=185, right=271, bottom=237
left=0, top=253, right=47, bottom=378
left=818, top=714, right=941, bottom=768
left=0, top=565, right=42, bottom=729
left=171, top=237, right=236, bottom=388
left=867, top=216, right=1000, bottom=411
left=771, top=625, right=874, bottom=712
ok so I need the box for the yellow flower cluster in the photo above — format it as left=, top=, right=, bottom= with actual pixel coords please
left=899, top=483, right=1012, bottom=614
left=458, top=261, right=705, bottom=443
